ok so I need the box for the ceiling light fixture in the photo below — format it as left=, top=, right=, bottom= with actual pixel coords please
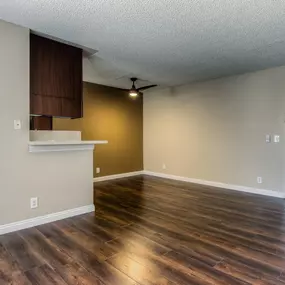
left=127, top=78, right=157, bottom=98
left=129, top=89, right=138, bottom=97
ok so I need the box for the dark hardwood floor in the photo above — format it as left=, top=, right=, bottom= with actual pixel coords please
left=1, top=175, right=285, bottom=284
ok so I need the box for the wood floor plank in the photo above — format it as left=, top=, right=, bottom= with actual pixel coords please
left=25, top=264, right=67, bottom=285
left=0, top=243, right=32, bottom=285
left=55, top=220, right=117, bottom=259
left=0, top=232, right=45, bottom=271
left=127, top=249, right=210, bottom=285
left=214, top=259, right=285, bottom=284
left=107, top=253, right=177, bottom=285
left=54, top=262, right=105, bottom=285
left=18, top=228, right=72, bottom=269
left=164, top=250, right=249, bottom=285
left=36, top=222, right=138, bottom=285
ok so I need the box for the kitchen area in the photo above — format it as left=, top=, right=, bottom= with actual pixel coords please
left=0, top=21, right=108, bottom=231
left=0, top=20, right=142, bottom=231
left=29, top=33, right=107, bottom=151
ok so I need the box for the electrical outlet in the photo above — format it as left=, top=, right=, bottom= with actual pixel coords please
left=162, top=164, right=166, bottom=170
left=30, top=197, right=38, bottom=209
left=257, top=177, right=262, bottom=184
left=96, top=167, right=100, bottom=174
left=265, top=135, right=271, bottom=143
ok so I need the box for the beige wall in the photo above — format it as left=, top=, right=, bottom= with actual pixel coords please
left=53, top=82, right=143, bottom=177
left=144, top=67, right=285, bottom=193
left=0, top=20, right=94, bottom=226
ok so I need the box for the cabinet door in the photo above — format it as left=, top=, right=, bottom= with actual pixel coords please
left=61, top=47, right=83, bottom=117
left=30, top=34, right=62, bottom=98
left=30, top=116, right=52, bottom=130
left=30, top=94, right=61, bottom=117
left=61, top=98, right=82, bottom=118
left=30, top=34, right=83, bottom=117
left=66, top=46, right=83, bottom=101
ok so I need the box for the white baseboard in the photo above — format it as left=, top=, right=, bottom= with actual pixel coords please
left=93, top=171, right=144, bottom=182
left=0, top=204, right=95, bottom=235
left=144, top=171, right=285, bottom=198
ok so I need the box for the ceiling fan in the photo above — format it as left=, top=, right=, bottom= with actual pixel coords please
left=127, top=78, right=157, bottom=97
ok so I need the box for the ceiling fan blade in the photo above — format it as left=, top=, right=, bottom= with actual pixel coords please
left=137, top=84, right=157, bottom=91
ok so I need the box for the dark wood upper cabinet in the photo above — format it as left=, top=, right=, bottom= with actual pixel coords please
left=30, top=34, right=83, bottom=118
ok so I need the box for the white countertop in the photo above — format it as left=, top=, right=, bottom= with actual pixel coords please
left=28, top=140, right=108, bottom=152
left=29, top=140, right=108, bottom=146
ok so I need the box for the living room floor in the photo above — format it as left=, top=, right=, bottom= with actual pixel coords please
left=1, top=175, right=285, bottom=284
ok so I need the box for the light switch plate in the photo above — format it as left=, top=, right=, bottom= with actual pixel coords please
left=14, top=120, right=21, bottom=130
left=274, top=135, right=280, bottom=143
left=265, top=135, right=271, bottom=143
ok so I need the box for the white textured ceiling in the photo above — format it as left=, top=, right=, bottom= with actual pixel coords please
left=1, top=0, right=285, bottom=88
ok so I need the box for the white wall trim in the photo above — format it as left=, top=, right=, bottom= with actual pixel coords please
left=144, top=171, right=285, bottom=198
left=0, top=204, right=95, bottom=235
left=28, top=144, right=95, bottom=153
left=94, top=171, right=144, bottom=182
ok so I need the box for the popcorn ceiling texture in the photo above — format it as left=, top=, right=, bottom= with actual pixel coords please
left=1, top=0, right=285, bottom=87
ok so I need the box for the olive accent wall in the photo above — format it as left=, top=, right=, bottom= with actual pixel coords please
left=53, top=82, right=143, bottom=177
